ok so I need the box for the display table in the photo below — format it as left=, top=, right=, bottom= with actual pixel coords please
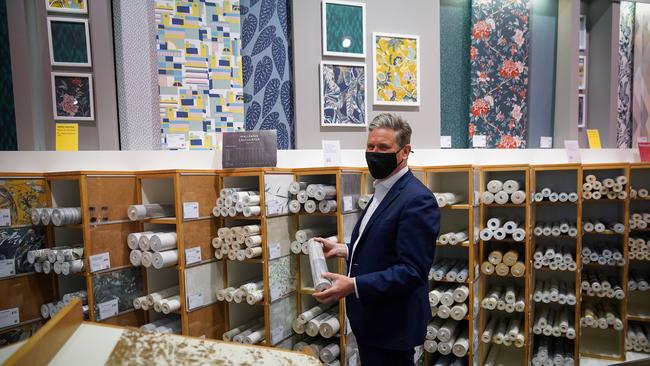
left=0, top=300, right=320, bottom=366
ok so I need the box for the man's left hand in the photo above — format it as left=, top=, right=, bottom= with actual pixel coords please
left=312, top=272, right=355, bottom=303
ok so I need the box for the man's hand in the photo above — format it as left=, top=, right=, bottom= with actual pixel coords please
left=313, top=272, right=355, bottom=303
left=313, top=237, right=347, bottom=259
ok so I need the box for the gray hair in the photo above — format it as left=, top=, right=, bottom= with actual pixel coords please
left=368, top=113, right=412, bottom=148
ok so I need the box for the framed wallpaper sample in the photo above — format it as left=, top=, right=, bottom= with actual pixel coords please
left=47, top=17, right=91, bottom=67
left=372, top=32, right=420, bottom=106
left=320, top=61, right=367, bottom=127
left=579, top=15, right=587, bottom=51
left=578, top=93, right=586, bottom=128
left=51, top=72, right=95, bottom=121
left=578, top=55, right=587, bottom=90
left=322, top=0, right=366, bottom=58
left=45, top=0, right=88, bottom=14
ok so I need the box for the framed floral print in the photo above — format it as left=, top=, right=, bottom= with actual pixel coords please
left=51, top=72, right=95, bottom=121
left=372, top=32, right=420, bottom=106
left=45, top=0, right=88, bottom=14
left=322, top=0, right=366, bottom=58
left=47, top=17, right=92, bottom=67
left=320, top=61, right=367, bottom=127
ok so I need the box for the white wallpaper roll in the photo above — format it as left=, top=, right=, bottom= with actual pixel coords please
left=244, top=235, right=263, bottom=248
left=245, top=247, right=263, bottom=259
left=319, top=315, right=340, bottom=338
left=424, top=339, right=438, bottom=353
left=141, top=251, right=153, bottom=267
left=242, top=325, right=265, bottom=345
left=246, top=290, right=264, bottom=305
left=128, top=231, right=152, bottom=250
left=494, top=191, right=510, bottom=204
left=318, top=200, right=337, bottom=213
left=453, top=286, right=469, bottom=303
left=436, top=319, right=459, bottom=343
left=297, top=190, right=309, bottom=203
left=30, top=208, right=42, bottom=225
left=242, top=195, right=261, bottom=206
left=40, top=208, right=54, bottom=226
left=150, top=232, right=177, bottom=252
left=450, top=303, right=468, bottom=320
left=289, top=182, right=308, bottom=195
left=147, top=286, right=179, bottom=306
left=314, top=185, right=337, bottom=201
left=56, top=247, right=84, bottom=263
left=487, top=217, right=504, bottom=230
left=435, top=193, right=463, bottom=207
left=129, top=249, right=143, bottom=266
left=299, top=304, right=334, bottom=323
left=61, top=259, right=84, bottom=275
left=290, top=241, right=302, bottom=254
left=138, top=233, right=155, bottom=252
left=479, top=228, right=493, bottom=241
left=502, top=180, right=521, bottom=193
left=152, top=250, right=178, bottom=269
left=243, top=206, right=261, bottom=217
left=308, top=240, right=332, bottom=292
left=487, top=180, right=503, bottom=193
left=304, top=200, right=317, bottom=213
left=481, top=192, right=495, bottom=204
left=320, top=343, right=340, bottom=363
left=42, top=260, right=51, bottom=273
left=128, top=204, right=174, bottom=221
left=510, top=190, right=526, bottom=204
left=161, top=295, right=181, bottom=314
left=452, top=328, right=469, bottom=357
left=288, top=200, right=302, bottom=213
left=306, top=311, right=335, bottom=337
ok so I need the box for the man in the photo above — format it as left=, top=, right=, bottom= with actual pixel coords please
left=313, top=113, right=440, bottom=365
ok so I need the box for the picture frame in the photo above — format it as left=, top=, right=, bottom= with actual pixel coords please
left=322, top=0, right=366, bottom=58
left=320, top=61, right=367, bottom=127
left=47, top=17, right=92, bottom=67
left=372, top=32, right=420, bottom=106
left=45, top=0, right=88, bottom=14
left=51, top=72, right=95, bottom=121
left=579, top=15, right=587, bottom=51
left=578, top=55, right=587, bottom=90
left=578, top=93, right=586, bottom=129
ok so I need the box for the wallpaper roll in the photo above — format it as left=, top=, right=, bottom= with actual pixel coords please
left=27, top=248, right=49, bottom=264
left=320, top=343, right=340, bottom=363
left=129, top=250, right=143, bottom=267
left=212, top=237, right=223, bottom=249
left=452, top=328, right=469, bottom=357
left=481, top=316, right=497, bottom=343
left=245, top=235, right=263, bottom=248
left=141, top=251, right=154, bottom=267
left=150, top=232, right=178, bottom=252
left=40, top=208, right=54, bottom=225
left=436, top=319, right=459, bottom=342
left=480, top=262, right=494, bottom=275
left=161, top=295, right=181, bottom=314
left=61, top=259, right=84, bottom=275
left=479, top=228, right=493, bottom=241
left=319, top=314, right=340, bottom=338
left=314, top=185, right=337, bottom=201
left=487, top=180, right=503, bottom=193
left=495, top=263, right=509, bottom=276
left=304, top=200, right=317, bottom=214
left=512, top=228, right=526, bottom=242
left=289, top=182, right=308, bottom=195
left=503, top=250, right=519, bottom=266
left=292, top=318, right=306, bottom=334
left=245, top=247, right=262, bottom=259
left=427, top=317, right=445, bottom=340
left=494, top=227, right=507, bottom=240
left=488, top=250, right=503, bottom=265
left=487, top=217, right=504, bottom=230
left=288, top=200, right=302, bottom=213
left=502, top=180, right=521, bottom=194
left=436, top=193, right=463, bottom=207
left=318, top=200, right=337, bottom=213
left=450, top=303, right=468, bottom=320
left=53, top=261, right=62, bottom=274
left=30, top=208, right=43, bottom=225
left=308, top=240, right=332, bottom=292
left=51, top=207, right=82, bottom=226
left=138, top=233, right=155, bottom=252
left=306, top=312, right=334, bottom=337
left=290, top=241, right=302, bottom=254
left=128, top=231, right=153, bottom=250
left=243, top=195, right=261, bottom=206
left=233, top=288, right=246, bottom=303
left=246, top=290, right=264, bottom=305
left=128, top=204, right=174, bottom=221
left=301, top=242, right=309, bottom=255
left=494, top=191, right=510, bottom=204
left=297, top=191, right=309, bottom=204
left=133, top=295, right=147, bottom=310
left=511, top=190, right=526, bottom=204
left=424, top=339, right=438, bottom=353
left=481, top=192, right=495, bottom=204
left=453, top=286, right=469, bottom=303
left=449, top=231, right=468, bottom=245
left=56, top=247, right=84, bottom=263
left=212, top=206, right=221, bottom=217
left=152, top=250, right=178, bottom=269
left=41, top=260, right=51, bottom=274
left=147, top=286, right=180, bottom=306
left=243, top=206, right=261, bottom=217
left=510, top=261, right=525, bottom=277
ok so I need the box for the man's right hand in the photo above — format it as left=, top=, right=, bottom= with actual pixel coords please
left=313, top=237, right=347, bottom=259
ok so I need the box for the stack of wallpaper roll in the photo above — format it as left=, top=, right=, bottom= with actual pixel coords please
left=532, top=188, right=579, bottom=203
left=127, top=203, right=174, bottom=221
left=132, top=286, right=180, bottom=314
left=629, top=235, right=650, bottom=260
left=140, top=317, right=181, bottom=334
left=290, top=227, right=337, bottom=255
left=430, top=355, right=467, bottom=366
left=483, top=344, right=500, bottom=366
left=479, top=217, right=526, bottom=242
left=28, top=247, right=84, bottom=275
left=216, top=280, right=264, bottom=305
left=583, top=219, right=625, bottom=234
left=630, top=212, right=650, bottom=230
left=532, top=243, right=577, bottom=271
left=429, top=259, right=469, bottom=283
left=630, top=187, right=650, bottom=199
left=222, top=317, right=265, bottom=344
left=531, top=337, right=575, bottom=366
left=480, top=285, right=525, bottom=312
left=41, top=290, right=88, bottom=319
left=480, top=249, right=525, bottom=277
left=533, top=279, right=577, bottom=305
left=429, top=284, right=469, bottom=320
left=358, top=194, right=372, bottom=210
left=31, top=207, right=82, bottom=226
left=127, top=231, right=178, bottom=269
left=437, top=230, right=469, bottom=246
left=212, top=225, right=263, bottom=261
left=424, top=318, right=469, bottom=357
left=480, top=314, right=525, bottom=347
left=582, top=174, right=628, bottom=200
left=581, top=270, right=625, bottom=299
left=292, top=304, right=339, bottom=338
left=626, top=323, right=650, bottom=352
left=293, top=337, right=341, bottom=365
left=481, top=179, right=526, bottom=205
left=213, top=188, right=261, bottom=218
left=581, top=244, right=624, bottom=266
left=628, top=271, right=650, bottom=291
left=533, top=221, right=578, bottom=238
left=288, top=181, right=337, bottom=214
left=532, top=306, right=576, bottom=339
left=432, top=192, right=464, bottom=208
left=580, top=300, right=623, bottom=330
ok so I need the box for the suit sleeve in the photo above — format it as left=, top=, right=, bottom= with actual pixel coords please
left=354, top=193, right=439, bottom=302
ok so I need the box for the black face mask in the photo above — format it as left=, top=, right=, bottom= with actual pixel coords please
left=366, top=147, right=404, bottom=179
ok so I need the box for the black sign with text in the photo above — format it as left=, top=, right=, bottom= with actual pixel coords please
left=222, top=130, right=277, bottom=168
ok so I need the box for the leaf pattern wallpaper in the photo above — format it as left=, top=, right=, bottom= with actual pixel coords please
left=0, top=228, right=46, bottom=274
left=617, top=1, right=635, bottom=148
left=321, top=62, right=366, bottom=126
left=469, top=0, right=530, bottom=148
left=373, top=34, right=419, bottom=105
left=241, top=0, right=295, bottom=149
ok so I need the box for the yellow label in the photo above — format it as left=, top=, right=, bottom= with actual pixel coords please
left=586, top=129, right=601, bottom=149
left=55, top=123, right=78, bottom=151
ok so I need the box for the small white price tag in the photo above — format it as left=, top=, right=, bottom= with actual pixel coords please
left=269, top=242, right=281, bottom=260
left=322, top=140, right=342, bottom=166
left=564, top=140, right=581, bottom=163
left=440, top=136, right=452, bottom=148
left=0, top=308, right=19, bottom=328
left=0, top=259, right=15, bottom=278
left=472, top=135, right=487, bottom=148
left=343, top=196, right=353, bottom=212
left=540, top=136, right=553, bottom=148
left=98, top=298, right=118, bottom=320
left=0, top=209, right=10, bottom=226
left=185, top=247, right=202, bottom=265
left=187, top=293, right=204, bottom=310
left=183, top=202, right=199, bottom=219
left=89, top=252, right=110, bottom=272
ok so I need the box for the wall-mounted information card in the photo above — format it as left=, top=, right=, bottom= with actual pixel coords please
left=222, top=131, right=277, bottom=168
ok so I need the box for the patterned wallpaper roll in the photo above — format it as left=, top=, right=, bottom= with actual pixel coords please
left=617, top=1, right=635, bottom=148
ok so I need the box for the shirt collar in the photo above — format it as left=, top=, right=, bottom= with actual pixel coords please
left=373, top=165, right=409, bottom=198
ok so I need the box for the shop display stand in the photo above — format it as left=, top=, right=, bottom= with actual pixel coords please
left=0, top=173, right=57, bottom=338
left=578, top=164, right=630, bottom=361
left=529, top=164, right=582, bottom=365
left=477, top=165, right=530, bottom=365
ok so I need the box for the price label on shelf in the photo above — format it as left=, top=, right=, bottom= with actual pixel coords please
left=0, top=209, right=10, bottom=227
left=98, top=299, right=119, bottom=320
left=440, top=136, right=452, bottom=148
left=185, top=247, right=202, bottom=265
left=540, top=136, right=553, bottom=148
left=89, top=252, right=110, bottom=272
left=187, top=293, right=204, bottom=310
left=0, top=259, right=16, bottom=278
left=0, top=308, right=19, bottom=328
left=343, top=196, right=353, bottom=212
left=269, top=242, right=281, bottom=260
left=472, top=135, right=487, bottom=148
left=183, top=202, right=199, bottom=219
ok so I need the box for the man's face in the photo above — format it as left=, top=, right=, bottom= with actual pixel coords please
left=366, top=128, right=399, bottom=153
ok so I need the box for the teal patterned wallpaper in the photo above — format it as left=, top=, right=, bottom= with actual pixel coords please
left=0, top=0, right=17, bottom=150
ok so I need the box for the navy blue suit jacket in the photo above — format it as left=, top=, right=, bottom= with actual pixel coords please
left=346, top=170, right=439, bottom=350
